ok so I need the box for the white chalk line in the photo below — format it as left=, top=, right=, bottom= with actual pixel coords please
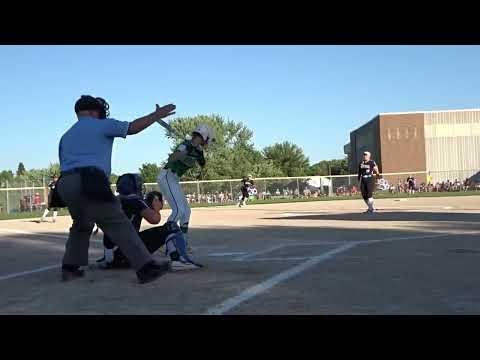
left=205, top=231, right=479, bottom=315
left=208, top=252, right=248, bottom=257
left=241, top=256, right=314, bottom=262
left=233, top=244, right=289, bottom=261
left=0, top=264, right=60, bottom=281
left=0, top=228, right=103, bottom=243
left=205, top=242, right=357, bottom=315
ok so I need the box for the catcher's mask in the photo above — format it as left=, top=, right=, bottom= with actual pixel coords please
left=74, top=95, right=110, bottom=119
left=116, top=173, right=144, bottom=196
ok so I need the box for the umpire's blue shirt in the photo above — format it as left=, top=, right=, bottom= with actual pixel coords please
left=59, top=116, right=130, bottom=177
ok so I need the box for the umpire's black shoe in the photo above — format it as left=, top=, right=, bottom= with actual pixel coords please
left=61, top=265, right=85, bottom=282
left=96, top=256, right=131, bottom=270
left=136, top=261, right=170, bottom=284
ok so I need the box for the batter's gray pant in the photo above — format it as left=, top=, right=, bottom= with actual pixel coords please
left=57, top=173, right=153, bottom=271
left=157, top=169, right=191, bottom=227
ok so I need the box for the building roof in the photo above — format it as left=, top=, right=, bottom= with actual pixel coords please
left=350, top=108, right=480, bottom=133
left=379, top=108, right=480, bottom=116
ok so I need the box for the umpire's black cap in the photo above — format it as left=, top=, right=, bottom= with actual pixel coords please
left=74, top=95, right=110, bottom=119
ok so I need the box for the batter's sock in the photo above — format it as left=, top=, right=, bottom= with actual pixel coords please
left=53, top=211, right=58, bottom=221
left=367, top=198, right=375, bottom=211
left=104, top=248, right=114, bottom=263
left=41, top=209, right=49, bottom=219
left=180, top=224, right=189, bottom=246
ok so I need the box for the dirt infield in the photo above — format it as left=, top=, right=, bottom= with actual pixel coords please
left=1, top=195, right=480, bottom=314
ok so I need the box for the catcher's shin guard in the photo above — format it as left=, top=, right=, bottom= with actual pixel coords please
left=165, top=230, right=201, bottom=267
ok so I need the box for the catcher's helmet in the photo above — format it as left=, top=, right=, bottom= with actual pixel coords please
left=74, top=95, right=110, bottom=119
left=116, top=173, right=144, bottom=196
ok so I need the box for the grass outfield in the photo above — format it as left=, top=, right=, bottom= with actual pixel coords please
left=1, top=190, right=479, bottom=221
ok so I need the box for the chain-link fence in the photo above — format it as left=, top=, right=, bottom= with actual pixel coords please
left=1, top=170, right=480, bottom=214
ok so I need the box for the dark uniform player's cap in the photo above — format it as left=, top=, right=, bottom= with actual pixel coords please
left=74, top=95, right=110, bottom=119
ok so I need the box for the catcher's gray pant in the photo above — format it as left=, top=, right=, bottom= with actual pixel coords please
left=157, top=169, right=191, bottom=229
left=57, top=173, right=153, bottom=271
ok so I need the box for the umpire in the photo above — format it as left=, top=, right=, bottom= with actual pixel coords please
left=57, top=95, right=175, bottom=284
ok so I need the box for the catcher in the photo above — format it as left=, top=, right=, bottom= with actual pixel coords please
left=97, top=173, right=202, bottom=271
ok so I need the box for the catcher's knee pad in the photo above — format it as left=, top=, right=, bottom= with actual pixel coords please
left=164, top=221, right=181, bottom=235
left=165, top=231, right=194, bottom=263
left=180, top=222, right=189, bottom=234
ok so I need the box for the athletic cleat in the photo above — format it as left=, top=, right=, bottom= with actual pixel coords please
left=96, top=256, right=131, bottom=269
left=61, top=266, right=85, bottom=282
left=171, top=260, right=203, bottom=271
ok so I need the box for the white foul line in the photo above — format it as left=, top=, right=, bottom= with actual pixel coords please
left=205, top=242, right=357, bottom=315
left=0, top=264, right=60, bottom=281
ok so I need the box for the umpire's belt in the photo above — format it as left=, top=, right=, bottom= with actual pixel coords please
left=61, top=167, right=115, bottom=203
left=61, top=167, right=84, bottom=176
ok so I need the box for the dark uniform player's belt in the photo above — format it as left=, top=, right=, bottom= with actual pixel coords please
left=362, top=175, right=372, bottom=178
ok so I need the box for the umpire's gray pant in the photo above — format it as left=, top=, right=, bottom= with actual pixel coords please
left=57, top=173, right=153, bottom=271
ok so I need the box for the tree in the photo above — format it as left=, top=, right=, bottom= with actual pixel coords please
left=0, top=170, right=14, bottom=187
left=262, top=142, right=310, bottom=177
left=16, top=162, right=26, bottom=177
left=139, top=163, right=160, bottom=183
left=109, top=173, right=119, bottom=185
left=308, top=158, right=349, bottom=176
left=47, top=162, right=60, bottom=176
left=165, top=115, right=284, bottom=180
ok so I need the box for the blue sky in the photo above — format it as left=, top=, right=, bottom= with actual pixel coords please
left=1, top=45, right=479, bottom=175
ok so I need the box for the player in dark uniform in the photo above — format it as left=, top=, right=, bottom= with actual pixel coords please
left=406, top=175, right=416, bottom=195
left=40, top=175, right=59, bottom=222
left=358, top=151, right=379, bottom=213
left=238, top=175, right=254, bottom=207
left=97, top=173, right=202, bottom=271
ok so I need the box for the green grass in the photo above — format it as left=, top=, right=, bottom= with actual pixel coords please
left=0, top=208, right=70, bottom=221
left=1, top=190, right=479, bottom=221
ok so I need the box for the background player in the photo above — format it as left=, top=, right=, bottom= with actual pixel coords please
left=238, top=175, right=254, bottom=207
left=358, top=151, right=379, bottom=213
left=97, top=173, right=201, bottom=271
left=406, top=175, right=416, bottom=195
left=157, top=124, right=215, bottom=254
left=40, top=175, right=59, bottom=223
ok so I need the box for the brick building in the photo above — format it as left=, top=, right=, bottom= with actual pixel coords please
left=344, top=109, right=480, bottom=184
